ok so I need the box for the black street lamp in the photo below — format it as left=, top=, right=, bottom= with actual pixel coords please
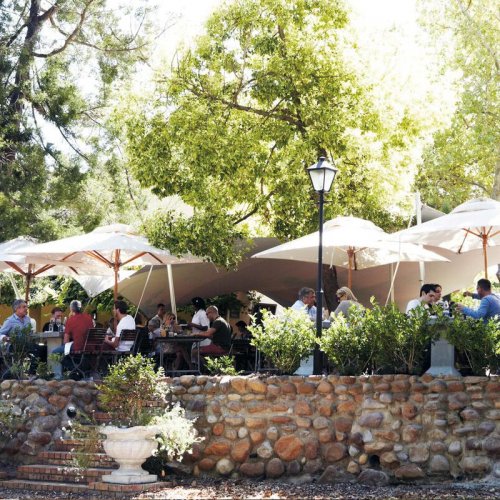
left=307, top=156, right=338, bottom=375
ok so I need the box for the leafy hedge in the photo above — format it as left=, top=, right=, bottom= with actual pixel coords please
left=250, top=302, right=500, bottom=376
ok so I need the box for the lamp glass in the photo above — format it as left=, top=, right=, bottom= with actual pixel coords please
left=307, top=158, right=337, bottom=193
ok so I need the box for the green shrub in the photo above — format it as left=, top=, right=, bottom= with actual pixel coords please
left=97, top=354, right=168, bottom=427
left=444, top=315, right=500, bottom=375
left=0, top=325, right=35, bottom=379
left=319, top=307, right=372, bottom=375
left=321, top=301, right=439, bottom=375
left=205, top=355, right=240, bottom=376
left=366, top=302, right=438, bottom=375
left=248, top=308, right=316, bottom=374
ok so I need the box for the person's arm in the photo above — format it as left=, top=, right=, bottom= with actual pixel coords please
left=195, top=327, right=215, bottom=339
left=459, top=297, right=490, bottom=319
left=188, top=321, right=208, bottom=331
left=104, top=334, right=120, bottom=348
left=0, top=318, right=11, bottom=342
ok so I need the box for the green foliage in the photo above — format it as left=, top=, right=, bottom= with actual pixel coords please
left=366, top=303, right=438, bottom=375
left=0, top=0, right=160, bottom=241
left=444, top=316, right=500, bottom=375
left=319, top=307, right=372, bottom=375
left=205, top=355, right=240, bottom=376
left=416, top=0, right=500, bottom=206
left=249, top=308, right=316, bottom=374
left=0, top=399, right=18, bottom=446
left=97, top=354, right=168, bottom=427
left=125, top=0, right=418, bottom=266
left=321, top=302, right=440, bottom=375
left=0, top=325, right=35, bottom=379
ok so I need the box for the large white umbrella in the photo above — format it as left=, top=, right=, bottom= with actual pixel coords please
left=0, top=237, right=131, bottom=300
left=14, top=224, right=202, bottom=304
left=396, top=198, right=500, bottom=279
left=252, top=216, right=448, bottom=288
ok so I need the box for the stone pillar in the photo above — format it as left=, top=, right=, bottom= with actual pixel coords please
left=426, top=336, right=461, bottom=376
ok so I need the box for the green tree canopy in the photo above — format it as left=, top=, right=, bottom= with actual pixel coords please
left=416, top=0, right=499, bottom=210
left=0, top=0, right=159, bottom=241
left=125, top=0, right=424, bottom=267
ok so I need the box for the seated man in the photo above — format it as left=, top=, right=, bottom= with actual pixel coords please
left=42, top=307, right=64, bottom=332
left=457, top=279, right=500, bottom=322
left=103, top=300, right=136, bottom=352
left=51, top=300, right=93, bottom=379
left=291, top=287, right=317, bottom=321
left=0, top=299, right=33, bottom=343
left=405, top=284, right=436, bottom=313
left=0, top=299, right=37, bottom=376
left=193, top=306, right=231, bottom=361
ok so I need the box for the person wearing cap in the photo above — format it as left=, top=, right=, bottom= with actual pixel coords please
left=51, top=300, right=93, bottom=379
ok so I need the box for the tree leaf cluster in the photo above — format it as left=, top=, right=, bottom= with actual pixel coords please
left=125, top=0, right=416, bottom=266
left=416, top=0, right=499, bottom=208
left=0, top=0, right=159, bottom=241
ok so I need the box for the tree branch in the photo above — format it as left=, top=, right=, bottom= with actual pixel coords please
left=455, top=0, right=499, bottom=73
left=33, top=1, right=93, bottom=58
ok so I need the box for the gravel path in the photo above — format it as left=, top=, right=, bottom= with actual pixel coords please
left=0, top=478, right=498, bottom=499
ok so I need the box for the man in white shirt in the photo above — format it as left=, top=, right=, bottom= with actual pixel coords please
left=291, top=287, right=317, bottom=321
left=405, top=284, right=437, bottom=314
left=104, top=300, right=136, bottom=352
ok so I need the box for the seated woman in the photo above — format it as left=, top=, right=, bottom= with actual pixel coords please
left=333, top=287, right=364, bottom=320
left=232, top=320, right=251, bottom=340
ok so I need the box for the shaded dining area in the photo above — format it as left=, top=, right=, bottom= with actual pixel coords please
left=1, top=198, right=500, bottom=381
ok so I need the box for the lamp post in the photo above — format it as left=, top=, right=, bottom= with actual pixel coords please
left=307, top=156, right=338, bottom=375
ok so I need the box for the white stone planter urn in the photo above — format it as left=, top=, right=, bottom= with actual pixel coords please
left=101, top=425, right=161, bottom=484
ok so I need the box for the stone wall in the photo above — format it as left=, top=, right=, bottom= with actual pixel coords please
left=172, top=374, right=500, bottom=483
left=0, top=379, right=97, bottom=458
left=1, top=375, right=499, bottom=483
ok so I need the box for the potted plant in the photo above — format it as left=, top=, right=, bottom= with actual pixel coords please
left=248, top=308, right=316, bottom=374
left=97, top=354, right=199, bottom=484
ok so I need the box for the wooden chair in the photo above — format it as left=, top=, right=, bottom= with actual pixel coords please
left=108, top=329, right=139, bottom=364
left=66, top=328, right=107, bottom=379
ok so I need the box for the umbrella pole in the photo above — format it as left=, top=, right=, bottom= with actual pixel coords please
left=347, top=249, right=353, bottom=289
left=113, top=261, right=119, bottom=303
left=483, top=233, right=488, bottom=279
left=24, top=265, right=33, bottom=302
left=167, top=264, right=177, bottom=317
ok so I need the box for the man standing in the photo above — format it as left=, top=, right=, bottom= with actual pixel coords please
left=291, top=287, right=317, bottom=321
left=405, top=284, right=437, bottom=313
left=104, top=300, right=136, bottom=352
left=457, top=279, right=500, bottom=322
left=0, top=299, right=33, bottom=342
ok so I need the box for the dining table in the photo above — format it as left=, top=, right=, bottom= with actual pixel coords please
left=154, top=335, right=204, bottom=375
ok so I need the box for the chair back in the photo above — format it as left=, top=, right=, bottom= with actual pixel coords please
left=120, top=329, right=139, bottom=354
left=83, top=328, right=107, bottom=353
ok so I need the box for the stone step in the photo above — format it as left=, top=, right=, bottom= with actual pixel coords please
left=53, top=438, right=104, bottom=452
left=88, top=480, right=165, bottom=495
left=38, top=450, right=117, bottom=468
left=1, top=479, right=90, bottom=494
left=16, top=464, right=113, bottom=484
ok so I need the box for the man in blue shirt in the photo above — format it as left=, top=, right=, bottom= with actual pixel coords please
left=0, top=299, right=33, bottom=342
left=457, top=279, right=500, bottom=322
left=291, top=287, right=317, bottom=321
